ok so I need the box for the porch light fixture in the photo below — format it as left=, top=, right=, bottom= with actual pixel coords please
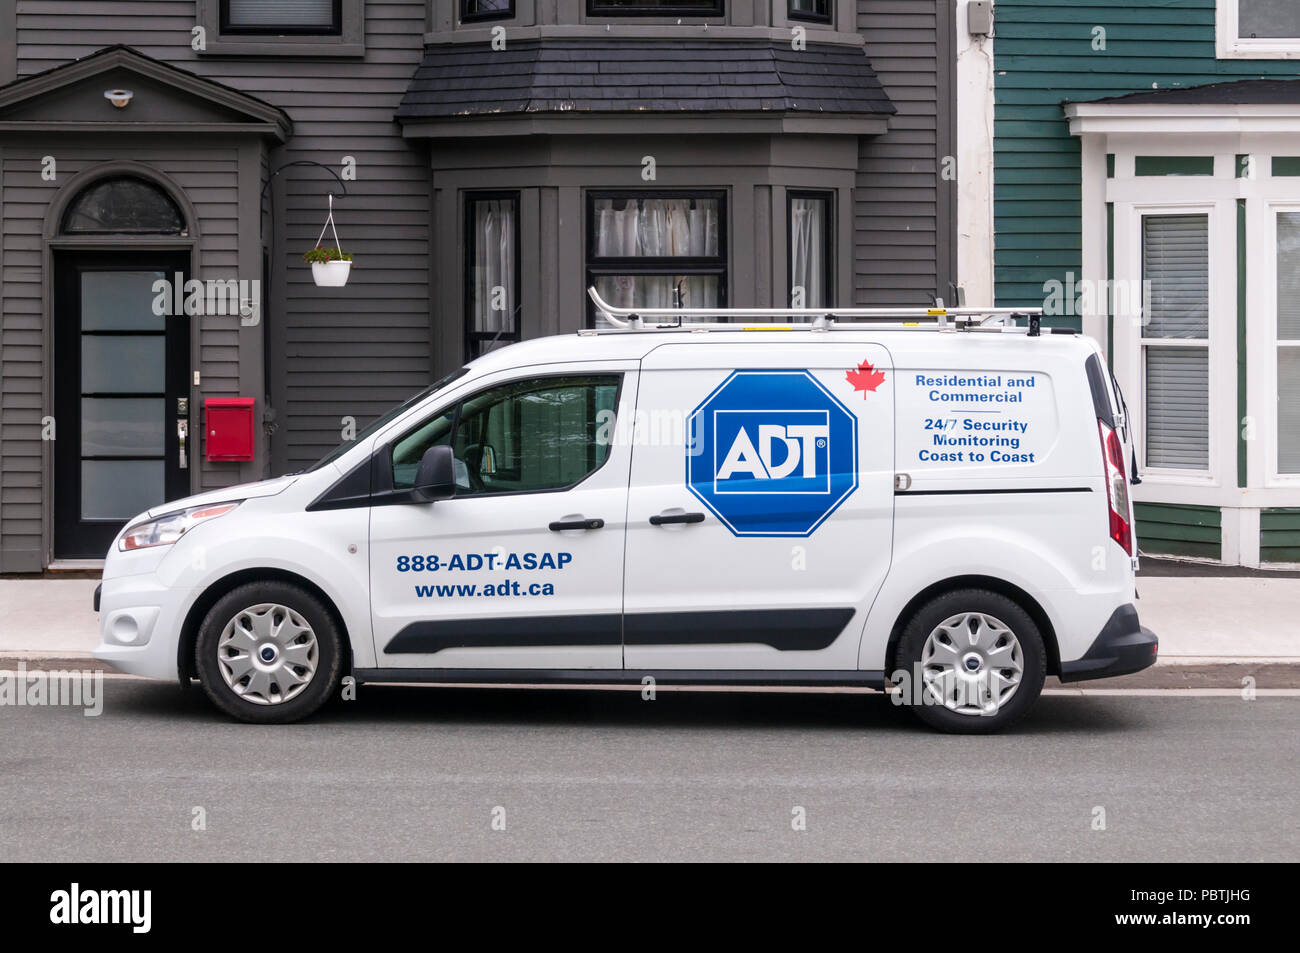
left=103, top=89, right=134, bottom=109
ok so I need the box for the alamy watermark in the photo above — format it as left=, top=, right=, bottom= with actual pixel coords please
left=0, top=663, right=103, bottom=716
left=152, top=273, right=260, bottom=325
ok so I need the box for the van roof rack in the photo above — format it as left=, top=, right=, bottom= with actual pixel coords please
left=586, top=287, right=1047, bottom=336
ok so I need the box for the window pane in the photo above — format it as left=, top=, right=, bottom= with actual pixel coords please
left=1280, top=348, right=1300, bottom=474
left=1278, top=212, right=1300, bottom=340
left=1143, top=214, right=1208, bottom=339
left=790, top=195, right=829, bottom=307
left=81, top=336, right=165, bottom=394
left=591, top=1, right=721, bottom=10
left=81, top=398, right=165, bottom=456
left=391, top=409, right=456, bottom=490
left=227, top=0, right=335, bottom=27
left=1145, top=347, right=1209, bottom=470
left=790, top=0, right=829, bottom=17
left=463, top=0, right=513, bottom=15
left=592, top=275, right=720, bottom=326
left=81, top=460, right=164, bottom=520
left=452, top=376, right=621, bottom=495
left=1240, top=0, right=1300, bottom=38
left=591, top=197, right=720, bottom=258
left=62, top=178, right=183, bottom=234
left=81, top=272, right=166, bottom=331
left=468, top=197, right=517, bottom=337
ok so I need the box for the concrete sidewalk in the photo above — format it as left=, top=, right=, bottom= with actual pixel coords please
left=1, top=574, right=1296, bottom=681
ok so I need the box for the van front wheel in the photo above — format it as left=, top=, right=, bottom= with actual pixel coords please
left=195, top=581, right=343, bottom=724
left=895, top=589, right=1046, bottom=733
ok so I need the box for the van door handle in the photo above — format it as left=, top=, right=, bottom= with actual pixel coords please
left=548, top=518, right=604, bottom=532
left=649, top=512, right=705, bottom=526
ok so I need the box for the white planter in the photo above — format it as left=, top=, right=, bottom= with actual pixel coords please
left=311, top=260, right=352, bottom=287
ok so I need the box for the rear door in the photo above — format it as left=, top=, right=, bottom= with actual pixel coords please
left=621, top=341, right=894, bottom=671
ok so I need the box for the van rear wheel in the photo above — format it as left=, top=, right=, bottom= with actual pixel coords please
left=895, top=588, right=1045, bottom=733
left=195, top=581, right=343, bottom=724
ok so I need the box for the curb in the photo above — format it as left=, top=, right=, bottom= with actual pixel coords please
left=1, top=656, right=1298, bottom=688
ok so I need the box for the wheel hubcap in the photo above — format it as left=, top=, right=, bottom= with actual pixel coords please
left=216, top=603, right=318, bottom=706
left=920, top=612, right=1023, bottom=716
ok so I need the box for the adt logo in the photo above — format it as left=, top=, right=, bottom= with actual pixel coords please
left=687, top=370, right=858, bottom=536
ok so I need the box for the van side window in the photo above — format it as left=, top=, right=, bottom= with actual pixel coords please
left=391, top=409, right=456, bottom=489
left=390, top=375, right=620, bottom=494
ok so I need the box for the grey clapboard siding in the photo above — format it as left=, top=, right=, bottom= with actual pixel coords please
left=856, top=0, right=953, bottom=305
left=1, top=144, right=241, bottom=566
left=14, top=0, right=433, bottom=475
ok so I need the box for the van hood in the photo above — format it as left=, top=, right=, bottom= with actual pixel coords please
left=145, top=474, right=299, bottom=518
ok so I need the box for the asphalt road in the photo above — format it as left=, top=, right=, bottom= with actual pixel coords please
left=2, top=679, right=1296, bottom=862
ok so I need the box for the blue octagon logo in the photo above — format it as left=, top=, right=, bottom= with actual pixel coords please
left=686, top=370, right=859, bottom=537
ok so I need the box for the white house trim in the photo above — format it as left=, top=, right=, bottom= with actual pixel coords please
left=955, top=0, right=995, bottom=306
left=1216, top=0, right=1300, bottom=60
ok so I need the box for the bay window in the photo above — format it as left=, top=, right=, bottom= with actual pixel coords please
left=789, top=0, right=832, bottom=24
left=587, top=191, right=726, bottom=324
left=1141, top=213, right=1212, bottom=470
left=464, top=193, right=520, bottom=361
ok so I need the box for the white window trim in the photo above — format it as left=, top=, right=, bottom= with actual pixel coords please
left=1217, top=0, right=1300, bottom=60
left=1251, top=199, right=1300, bottom=486
left=1069, top=114, right=1300, bottom=508
left=1113, top=200, right=1230, bottom=489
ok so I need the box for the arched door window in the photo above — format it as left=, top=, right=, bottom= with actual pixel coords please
left=61, top=176, right=185, bottom=235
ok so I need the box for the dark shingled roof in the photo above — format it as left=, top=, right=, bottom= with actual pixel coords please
left=397, top=39, right=895, bottom=120
left=1082, top=78, right=1300, bottom=106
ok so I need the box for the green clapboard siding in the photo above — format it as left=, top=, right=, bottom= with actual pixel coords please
left=1134, top=502, right=1222, bottom=559
left=994, top=0, right=1300, bottom=309
left=1261, top=508, right=1300, bottom=563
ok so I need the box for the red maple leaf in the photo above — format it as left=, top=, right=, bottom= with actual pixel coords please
left=846, top=359, right=886, bottom=396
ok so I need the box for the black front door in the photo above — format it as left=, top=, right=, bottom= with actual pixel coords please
left=53, top=251, right=191, bottom=559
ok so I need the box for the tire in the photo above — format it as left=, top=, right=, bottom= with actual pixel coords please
left=194, top=581, right=344, bottom=724
left=894, top=588, right=1046, bottom=734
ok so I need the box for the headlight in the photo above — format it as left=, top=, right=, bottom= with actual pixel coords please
left=118, top=502, right=241, bottom=552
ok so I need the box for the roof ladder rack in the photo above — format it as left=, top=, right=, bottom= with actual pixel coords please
left=587, top=287, right=1043, bottom=335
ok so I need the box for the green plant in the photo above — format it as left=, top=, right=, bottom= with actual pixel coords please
left=303, top=246, right=353, bottom=264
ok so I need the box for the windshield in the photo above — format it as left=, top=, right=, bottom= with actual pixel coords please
left=304, top=367, right=470, bottom=473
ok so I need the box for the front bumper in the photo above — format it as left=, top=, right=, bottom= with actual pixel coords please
left=1058, top=603, right=1158, bottom=683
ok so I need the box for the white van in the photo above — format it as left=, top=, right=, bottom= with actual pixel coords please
left=94, top=292, right=1157, bottom=732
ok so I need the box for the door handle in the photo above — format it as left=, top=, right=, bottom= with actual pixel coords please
left=548, top=518, right=604, bottom=532
left=649, top=512, right=705, bottom=526
left=177, top=419, right=188, bottom=470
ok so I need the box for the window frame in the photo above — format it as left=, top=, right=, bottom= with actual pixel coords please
left=1262, top=202, right=1300, bottom=485
left=1217, top=0, right=1300, bottom=59
left=386, top=373, right=625, bottom=500
left=586, top=0, right=724, bottom=17
left=786, top=188, right=835, bottom=308
left=463, top=190, right=523, bottom=363
left=585, top=189, right=728, bottom=325
left=197, top=0, right=363, bottom=56
left=787, top=0, right=833, bottom=25
left=219, top=0, right=344, bottom=36
left=1125, top=203, right=1224, bottom=486
left=460, top=0, right=516, bottom=23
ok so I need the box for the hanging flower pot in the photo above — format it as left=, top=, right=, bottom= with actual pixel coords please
left=305, top=192, right=353, bottom=287
left=305, top=246, right=353, bottom=287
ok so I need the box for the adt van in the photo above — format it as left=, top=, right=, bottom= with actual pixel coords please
left=94, top=292, right=1157, bottom=732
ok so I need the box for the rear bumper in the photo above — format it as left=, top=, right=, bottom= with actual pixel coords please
left=1058, top=603, right=1158, bottom=683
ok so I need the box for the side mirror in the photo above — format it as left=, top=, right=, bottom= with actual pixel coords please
left=413, top=445, right=456, bottom=502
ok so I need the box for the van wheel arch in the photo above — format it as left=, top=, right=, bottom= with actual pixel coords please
left=884, top=576, right=1060, bottom=678
left=178, top=569, right=353, bottom=685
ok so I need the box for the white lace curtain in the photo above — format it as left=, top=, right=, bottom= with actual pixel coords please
left=469, top=198, right=516, bottom=335
left=593, top=198, right=719, bottom=259
left=789, top=196, right=826, bottom=307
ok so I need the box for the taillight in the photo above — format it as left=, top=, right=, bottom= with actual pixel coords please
left=1098, top=419, right=1132, bottom=555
